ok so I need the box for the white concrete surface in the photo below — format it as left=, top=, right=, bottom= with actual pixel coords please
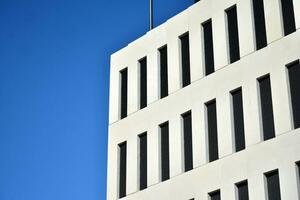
left=107, top=0, right=300, bottom=199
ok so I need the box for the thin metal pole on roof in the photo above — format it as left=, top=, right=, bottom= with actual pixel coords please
left=150, top=0, right=153, bottom=30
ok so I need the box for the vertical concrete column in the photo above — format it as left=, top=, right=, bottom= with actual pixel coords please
left=243, top=79, right=262, bottom=146
left=271, top=67, right=293, bottom=136
left=106, top=136, right=118, bottom=200
left=217, top=93, right=235, bottom=158
left=212, top=10, right=229, bottom=70
left=167, top=33, right=181, bottom=94
left=237, top=0, right=256, bottom=57
left=264, top=0, right=284, bottom=43
left=293, top=0, right=300, bottom=29
left=189, top=19, right=204, bottom=82
left=126, top=137, right=138, bottom=195
left=191, top=104, right=205, bottom=168
left=248, top=174, right=266, bottom=200
left=169, top=115, right=184, bottom=177
left=147, top=125, right=160, bottom=186
left=221, top=183, right=236, bottom=200
left=147, top=50, right=159, bottom=104
left=279, top=163, right=299, bottom=199
left=108, top=66, right=119, bottom=123
left=127, top=61, right=139, bottom=115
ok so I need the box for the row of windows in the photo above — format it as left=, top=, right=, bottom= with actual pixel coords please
left=119, top=0, right=297, bottom=120
left=189, top=165, right=298, bottom=200
left=118, top=60, right=300, bottom=198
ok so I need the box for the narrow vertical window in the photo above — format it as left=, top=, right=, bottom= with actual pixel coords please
left=120, top=68, right=128, bottom=119
left=258, top=75, right=275, bottom=141
left=226, top=5, right=240, bottom=63
left=159, top=45, right=169, bottom=98
left=236, top=180, right=249, bottom=200
left=182, top=111, right=193, bottom=172
left=118, top=142, right=127, bottom=198
left=209, top=190, right=221, bottom=200
left=265, top=169, right=281, bottom=200
left=138, top=132, right=147, bottom=190
left=296, top=162, right=300, bottom=192
left=280, top=0, right=296, bottom=36
left=180, top=33, right=191, bottom=87
left=202, top=19, right=215, bottom=75
left=287, top=61, right=300, bottom=129
left=160, top=122, right=170, bottom=181
left=252, top=0, right=267, bottom=50
left=206, top=100, right=219, bottom=162
left=139, top=57, right=147, bottom=109
left=231, top=88, right=246, bottom=152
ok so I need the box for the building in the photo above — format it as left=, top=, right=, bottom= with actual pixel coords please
left=107, top=0, right=300, bottom=199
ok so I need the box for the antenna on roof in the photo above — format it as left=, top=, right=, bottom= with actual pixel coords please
left=150, top=0, right=153, bottom=30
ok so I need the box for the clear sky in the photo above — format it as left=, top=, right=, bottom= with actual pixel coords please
left=0, top=1, right=193, bottom=199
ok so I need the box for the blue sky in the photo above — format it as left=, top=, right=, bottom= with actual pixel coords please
left=0, top=1, right=193, bottom=199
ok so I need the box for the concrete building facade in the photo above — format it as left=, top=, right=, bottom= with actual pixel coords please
left=107, top=0, right=300, bottom=199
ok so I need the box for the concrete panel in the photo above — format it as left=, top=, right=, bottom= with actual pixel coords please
left=294, top=0, right=300, bottom=29
left=216, top=93, right=235, bottom=158
left=212, top=10, right=229, bottom=70
left=243, top=79, right=262, bottom=146
left=279, top=163, right=299, bottom=200
left=147, top=126, right=160, bottom=186
left=248, top=174, right=266, bottom=200
left=127, top=137, right=138, bottom=195
left=127, top=61, right=139, bottom=115
left=147, top=50, right=159, bottom=104
left=237, top=0, right=256, bottom=57
left=169, top=115, right=184, bottom=177
left=191, top=103, right=207, bottom=168
left=264, top=0, right=284, bottom=43
left=271, top=66, right=293, bottom=136
left=189, top=21, right=203, bottom=82
left=108, top=65, right=119, bottom=123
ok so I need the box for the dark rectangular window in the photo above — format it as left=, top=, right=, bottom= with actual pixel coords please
left=296, top=162, right=300, bottom=190
left=287, top=61, right=300, bottom=129
left=236, top=180, right=249, bottom=200
left=231, top=88, right=246, bottom=152
left=139, top=133, right=147, bottom=190
left=160, top=122, right=170, bottom=181
left=226, top=5, right=240, bottom=63
left=202, top=19, right=215, bottom=75
left=159, top=45, right=169, bottom=98
left=280, top=0, right=296, bottom=36
left=253, top=0, right=267, bottom=50
left=180, top=33, right=191, bottom=87
left=120, top=68, right=128, bottom=119
left=258, top=75, right=275, bottom=141
left=206, top=100, right=219, bottom=162
left=139, top=57, right=147, bottom=109
left=209, top=190, right=221, bottom=200
left=265, top=170, right=281, bottom=200
left=118, top=142, right=127, bottom=198
left=182, top=111, right=193, bottom=172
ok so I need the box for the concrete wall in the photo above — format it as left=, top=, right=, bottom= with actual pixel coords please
left=107, top=0, right=300, bottom=199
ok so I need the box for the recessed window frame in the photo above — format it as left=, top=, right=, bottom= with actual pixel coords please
left=230, top=87, right=246, bottom=152
left=264, top=169, right=282, bottom=200
left=119, top=68, right=128, bottom=119
left=235, top=180, right=249, bottom=200
left=159, top=45, right=169, bottom=99
left=159, top=121, right=170, bottom=182
left=179, top=32, right=191, bottom=88
left=181, top=110, right=193, bottom=172
left=118, top=141, right=127, bottom=198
